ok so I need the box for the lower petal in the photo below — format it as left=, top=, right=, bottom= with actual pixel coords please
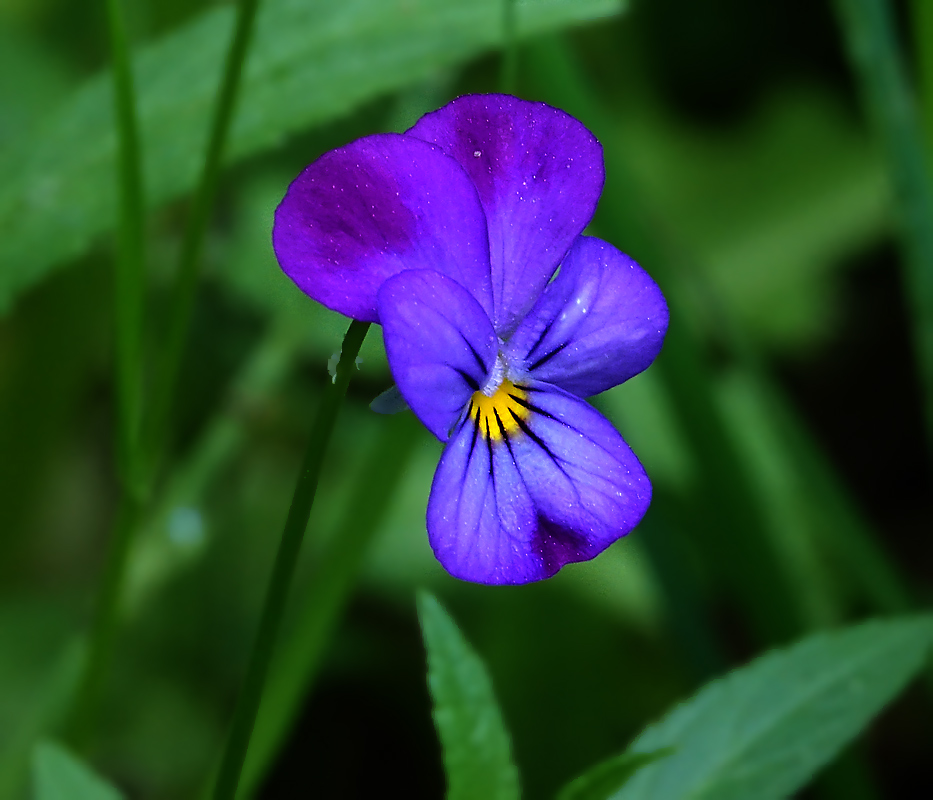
left=426, top=381, right=650, bottom=584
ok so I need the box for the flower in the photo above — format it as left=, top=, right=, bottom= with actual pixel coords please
left=273, top=94, right=668, bottom=585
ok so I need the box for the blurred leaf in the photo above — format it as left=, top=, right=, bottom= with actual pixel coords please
left=0, top=27, right=74, bottom=147
left=556, top=749, right=671, bottom=800
left=417, top=591, right=520, bottom=800
left=714, top=369, right=841, bottom=629
left=614, top=616, right=933, bottom=800
left=0, top=0, right=623, bottom=315
left=833, top=0, right=933, bottom=438
left=0, top=625, right=83, bottom=800
left=616, top=87, right=889, bottom=349
left=32, top=740, right=123, bottom=800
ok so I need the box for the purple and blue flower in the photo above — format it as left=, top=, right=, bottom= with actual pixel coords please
left=273, top=94, right=668, bottom=585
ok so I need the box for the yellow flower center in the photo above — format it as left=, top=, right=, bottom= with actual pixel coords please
left=469, top=379, right=530, bottom=442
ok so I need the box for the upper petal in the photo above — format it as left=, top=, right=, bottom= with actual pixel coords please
left=378, top=269, right=497, bottom=442
left=273, top=133, right=492, bottom=322
left=505, top=236, right=669, bottom=398
left=426, top=381, right=651, bottom=584
left=407, top=94, right=604, bottom=335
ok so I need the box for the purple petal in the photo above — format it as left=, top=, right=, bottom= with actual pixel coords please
left=426, top=381, right=651, bottom=584
left=505, top=236, right=669, bottom=398
left=407, top=94, right=604, bottom=335
left=273, top=133, right=492, bottom=322
left=378, top=269, right=496, bottom=441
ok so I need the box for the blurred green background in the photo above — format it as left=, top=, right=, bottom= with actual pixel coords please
left=0, top=0, right=931, bottom=797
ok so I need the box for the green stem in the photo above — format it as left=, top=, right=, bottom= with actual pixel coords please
left=912, top=0, right=933, bottom=154
left=500, top=0, right=518, bottom=94
left=107, top=0, right=145, bottom=487
left=833, top=0, right=933, bottom=444
left=238, top=412, right=421, bottom=795
left=211, top=320, right=370, bottom=800
left=144, top=0, right=262, bottom=482
left=68, top=0, right=146, bottom=747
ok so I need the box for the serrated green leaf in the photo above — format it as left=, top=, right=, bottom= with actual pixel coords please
left=0, top=0, right=622, bottom=315
left=417, top=591, right=520, bottom=800
left=556, top=749, right=672, bottom=800
left=613, top=616, right=933, bottom=800
left=32, top=741, right=123, bottom=800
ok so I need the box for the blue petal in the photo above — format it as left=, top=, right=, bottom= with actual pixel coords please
left=504, top=236, right=669, bottom=398
left=407, top=95, right=604, bottom=336
left=378, top=269, right=497, bottom=441
left=273, top=133, right=492, bottom=323
left=427, top=381, right=651, bottom=584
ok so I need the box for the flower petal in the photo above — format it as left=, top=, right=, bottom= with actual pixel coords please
left=407, top=94, right=604, bottom=335
left=378, top=269, right=497, bottom=441
left=427, top=381, right=650, bottom=584
left=273, top=133, right=492, bottom=322
left=505, top=236, right=669, bottom=397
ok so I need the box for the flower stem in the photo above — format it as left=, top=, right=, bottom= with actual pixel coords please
left=912, top=0, right=933, bottom=154
left=144, top=0, right=262, bottom=483
left=68, top=0, right=146, bottom=747
left=106, top=0, right=145, bottom=488
left=237, top=411, right=421, bottom=795
left=211, top=320, right=370, bottom=800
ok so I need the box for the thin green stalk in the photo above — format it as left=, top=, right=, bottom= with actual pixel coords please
left=211, top=320, right=370, bottom=800
left=912, top=0, right=933, bottom=154
left=144, top=0, right=262, bottom=482
left=106, top=0, right=145, bottom=487
left=239, top=412, right=422, bottom=795
left=68, top=0, right=146, bottom=747
left=500, top=0, right=518, bottom=94
left=833, top=0, right=933, bottom=444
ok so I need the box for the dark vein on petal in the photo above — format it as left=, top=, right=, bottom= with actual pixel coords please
left=485, top=417, right=494, bottom=478
left=528, top=341, right=568, bottom=372
left=498, top=408, right=519, bottom=465
left=463, top=336, right=488, bottom=376
left=524, top=317, right=557, bottom=363
left=509, top=409, right=581, bottom=509
left=511, top=411, right=553, bottom=458
left=493, top=408, right=510, bottom=444
left=454, top=367, right=480, bottom=392
left=508, top=392, right=558, bottom=421
left=467, top=402, right=480, bottom=463
left=515, top=385, right=629, bottom=486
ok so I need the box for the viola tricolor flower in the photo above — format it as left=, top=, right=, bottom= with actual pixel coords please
left=273, top=94, right=668, bottom=585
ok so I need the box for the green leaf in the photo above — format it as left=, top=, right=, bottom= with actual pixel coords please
left=613, top=616, right=933, bottom=800
left=556, top=749, right=672, bottom=800
left=0, top=0, right=622, bottom=315
left=417, top=591, right=520, bottom=800
left=32, top=741, right=123, bottom=800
